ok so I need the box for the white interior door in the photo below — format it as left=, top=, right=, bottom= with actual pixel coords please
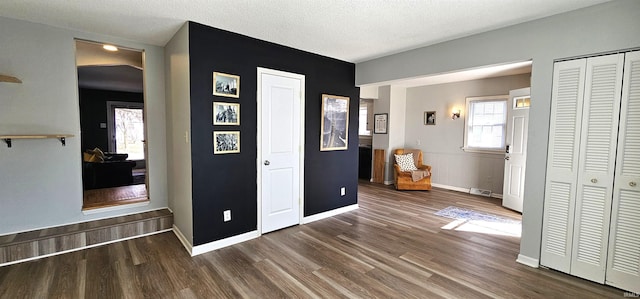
left=541, top=59, right=586, bottom=273
left=606, top=51, right=640, bottom=293
left=502, top=87, right=530, bottom=213
left=258, top=68, right=304, bottom=234
left=571, top=53, right=624, bottom=283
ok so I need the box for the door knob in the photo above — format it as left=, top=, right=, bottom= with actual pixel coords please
left=591, top=178, right=598, bottom=183
left=505, top=156, right=510, bottom=160
left=264, top=160, right=270, bottom=166
left=630, top=182, right=637, bottom=187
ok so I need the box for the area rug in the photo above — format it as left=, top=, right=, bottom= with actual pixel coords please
left=435, top=206, right=520, bottom=224
left=434, top=206, right=521, bottom=237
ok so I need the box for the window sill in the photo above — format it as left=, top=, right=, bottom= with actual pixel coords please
left=461, top=147, right=505, bottom=155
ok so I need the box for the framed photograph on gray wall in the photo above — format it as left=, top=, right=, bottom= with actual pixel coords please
left=213, top=72, right=240, bottom=98
left=213, top=131, right=240, bottom=154
left=213, top=102, right=240, bottom=126
left=424, top=111, right=436, bottom=125
left=320, top=94, right=349, bottom=151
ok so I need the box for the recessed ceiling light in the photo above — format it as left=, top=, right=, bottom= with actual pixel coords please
left=103, top=44, right=118, bottom=52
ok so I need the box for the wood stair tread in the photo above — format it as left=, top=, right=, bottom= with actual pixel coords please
left=0, top=209, right=172, bottom=246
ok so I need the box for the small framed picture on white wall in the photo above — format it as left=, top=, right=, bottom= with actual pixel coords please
left=424, top=111, right=436, bottom=125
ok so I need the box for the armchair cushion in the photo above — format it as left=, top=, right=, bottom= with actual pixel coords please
left=394, top=153, right=418, bottom=171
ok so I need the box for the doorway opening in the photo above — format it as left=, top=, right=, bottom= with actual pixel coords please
left=75, top=39, right=149, bottom=211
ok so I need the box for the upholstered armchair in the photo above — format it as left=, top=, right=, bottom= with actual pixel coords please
left=393, top=149, right=432, bottom=190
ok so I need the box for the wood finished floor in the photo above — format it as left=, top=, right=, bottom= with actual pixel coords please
left=0, top=182, right=624, bottom=298
left=83, top=184, right=148, bottom=210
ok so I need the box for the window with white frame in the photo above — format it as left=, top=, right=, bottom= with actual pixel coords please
left=359, top=99, right=373, bottom=136
left=463, top=95, right=508, bottom=152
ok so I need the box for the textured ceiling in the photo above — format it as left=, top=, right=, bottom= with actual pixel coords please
left=0, top=0, right=610, bottom=63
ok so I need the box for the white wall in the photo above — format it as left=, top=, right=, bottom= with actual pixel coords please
left=405, top=74, right=530, bottom=193
left=164, top=23, right=194, bottom=244
left=0, top=16, right=168, bottom=235
left=356, top=0, right=640, bottom=262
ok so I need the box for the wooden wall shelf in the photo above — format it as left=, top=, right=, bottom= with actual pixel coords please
left=0, top=75, right=22, bottom=84
left=0, top=134, right=74, bottom=148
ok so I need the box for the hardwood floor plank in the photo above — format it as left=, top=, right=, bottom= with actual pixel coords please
left=76, top=258, right=87, bottom=299
left=190, top=264, right=240, bottom=299
left=114, top=259, right=144, bottom=299
left=253, top=258, right=321, bottom=298
left=47, top=253, right=80, bottom=299
left=83, top=246, right=123, bottom=298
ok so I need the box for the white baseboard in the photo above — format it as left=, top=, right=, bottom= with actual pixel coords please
left=432, top=183, right=469, bottom=193
left=302, top=204, right=359, bottom=224
left=172, top=225, right=193, bottom=255
left=191, top=230, right=259, bottom=256
left=431, top=183, right=503, bottom=199
left=383, top=180, right=393, bottom=185
left=516, top=254, right=539, bottom=268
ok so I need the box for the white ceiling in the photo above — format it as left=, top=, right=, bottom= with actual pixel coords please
left=0, top=0, right=610, bottom=64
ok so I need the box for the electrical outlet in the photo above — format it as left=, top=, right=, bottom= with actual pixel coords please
left=340, top=187, right=346, bottom=196
left=416, top=139, right=421, bottom=145
left=184, top=131, right=189, bottom=144
left=223, top=210, right=231, bottom=222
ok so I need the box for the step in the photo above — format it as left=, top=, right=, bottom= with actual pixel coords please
left=0, top=209, right=173, bottom=266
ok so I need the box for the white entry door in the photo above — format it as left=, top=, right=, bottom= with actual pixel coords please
left=502, top=87, right=530, bottom=212
left=258, top=68, right=304, bottom=234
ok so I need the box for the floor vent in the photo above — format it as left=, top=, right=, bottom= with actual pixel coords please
left=470, top=188, right=492, bottom=197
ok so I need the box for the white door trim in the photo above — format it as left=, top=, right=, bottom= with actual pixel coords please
left=256, top=67, right=305, bottom=235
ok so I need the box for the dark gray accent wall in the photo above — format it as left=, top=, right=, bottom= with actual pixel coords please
left=188, top=22, right=359, bottom=246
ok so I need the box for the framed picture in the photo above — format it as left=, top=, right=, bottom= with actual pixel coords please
left=213, top=131, right=240, bottom=154
left=320, top=94, right=349, bottom=151
left=424, top=111, right=436, bottom=125
left=213, top=102, right=240, bottom=126
left=213, top=72, right=240, bottom=98
left=373, top=113, right=388, bottom=134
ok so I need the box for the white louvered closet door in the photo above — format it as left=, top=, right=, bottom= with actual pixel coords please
left=606, top=51, right=640, bottom=293
left=571, top=53, right=624, bottom=283
left=541, top=59, right=586, bottom=273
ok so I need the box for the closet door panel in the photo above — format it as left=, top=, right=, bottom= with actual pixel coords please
left=606, top=51, right=640, bottom=293
left=571, top=53, right=624, bottom=283
left=541, top=59, right=586, bottom=272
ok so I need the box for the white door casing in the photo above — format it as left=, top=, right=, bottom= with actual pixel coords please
left=502, top=87, right=530, bottom=213
left=257, top=68, right=305, bottom=234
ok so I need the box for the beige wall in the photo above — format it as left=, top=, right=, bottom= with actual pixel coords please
left=164, top=23, right=193, bottom=245
left=404, top=74, right=531, bottom=193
